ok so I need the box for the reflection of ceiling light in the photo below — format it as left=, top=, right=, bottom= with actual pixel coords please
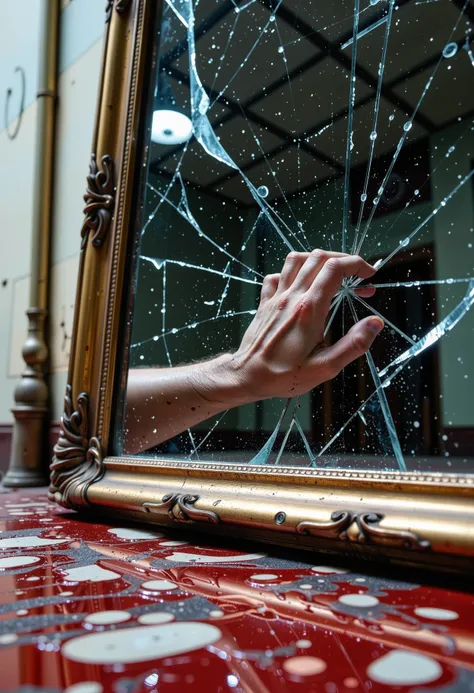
left=151, top=69, right=193, bottom=145
left=151, top=109, right=193, bottom=145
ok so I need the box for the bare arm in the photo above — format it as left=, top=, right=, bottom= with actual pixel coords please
left=124, top=354, right=242, bottom=453
left=124, top=250, right=383, bottom=454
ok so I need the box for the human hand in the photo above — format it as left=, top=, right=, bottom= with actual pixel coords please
left=226, top=249, right=383, bottom=403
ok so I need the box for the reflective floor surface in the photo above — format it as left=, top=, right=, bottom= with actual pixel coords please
left=0, top=488, right=473, bottom=692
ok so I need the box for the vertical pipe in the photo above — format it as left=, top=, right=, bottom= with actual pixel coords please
left=3, top=0, right=59, bottom=486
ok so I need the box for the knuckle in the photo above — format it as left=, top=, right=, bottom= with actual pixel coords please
left=262, top=274, right=279, bottom=291
left=310, top=249, right=324, bottom=262
left=351, top=332, right=369, bottom=354
left=295, top=294, right=313, bottom=318
left=277, top=293, right=290, bottom=311
left=285, top=252, right=298, bottom=263
left=325, top=257, right=341, bottom=273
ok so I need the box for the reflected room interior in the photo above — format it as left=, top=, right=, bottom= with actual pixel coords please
left=121, top=0, right=474, bottom=472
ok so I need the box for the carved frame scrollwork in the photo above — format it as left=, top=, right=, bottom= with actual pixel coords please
left=143, top=494, right=220, bottom=524
left=49, top=385, right=104, bottom=509
left=296, top=511, right=431, bottom=550
left=81, top=154, right=115, bottom=249
left=50, top=0, right=474, bottom=574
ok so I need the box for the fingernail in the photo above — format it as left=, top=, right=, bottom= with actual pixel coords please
left=368, top=317, right=384, bottom=335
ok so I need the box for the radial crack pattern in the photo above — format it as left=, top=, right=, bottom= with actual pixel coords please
left=128, top=0, right=474, bottom=471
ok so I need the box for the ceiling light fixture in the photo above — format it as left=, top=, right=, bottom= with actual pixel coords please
left=151, top=70, right=193, bottom=145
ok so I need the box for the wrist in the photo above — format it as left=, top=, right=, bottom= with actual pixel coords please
left=188, top=353, right=250, bottom=410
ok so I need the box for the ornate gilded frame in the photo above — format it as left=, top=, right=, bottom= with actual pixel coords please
left=49, top=0, right=474, bottom=574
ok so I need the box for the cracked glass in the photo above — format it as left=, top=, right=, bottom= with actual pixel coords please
left=121, top=0, right=474, bottom=472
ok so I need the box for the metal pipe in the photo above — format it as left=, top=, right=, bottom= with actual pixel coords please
left=3, top=0, right=59, bottom=487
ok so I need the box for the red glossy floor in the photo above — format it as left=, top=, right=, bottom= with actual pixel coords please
left=0, top=488, right=473, bottom=692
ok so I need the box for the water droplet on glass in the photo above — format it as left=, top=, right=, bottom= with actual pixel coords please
left=360, top=193, right=367, bottom=202
left=400, top=237, right=409, bottom=247
left=389, top=113, right=395, bottom=121
left=442, top=42, right=458, bottom=59
left=257, top=185, right=269, bottom=198
left=403, top=121, right=412, bottom=132
left=277, top=46, right=284, bottom=54
left=370, top=131, right=377, bottom=141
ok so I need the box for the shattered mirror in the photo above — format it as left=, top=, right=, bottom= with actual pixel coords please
left=121, top=0, right=474, bottom=473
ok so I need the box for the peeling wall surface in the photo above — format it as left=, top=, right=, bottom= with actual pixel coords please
left=126, top=0, right=474, bottom=471
left=1, top=488, right=474, bottom=691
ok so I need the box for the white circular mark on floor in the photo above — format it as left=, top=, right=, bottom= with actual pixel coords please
left=311, top=566, right=348, bottom=574
left=283, top=656, right=327, bottom=676
left=209, top=609, right=224, bottom=618
left=0, top=634, right=18, bottom=645
left=64, top=683, right=103, bottom=693
left=367, top=650, right=442, bottom=685
left=0, top=555, right=40, bottom=569
left=138, top=612, right=174, bottom=625
left=339, top=594, right=379, bottom=608
left=296, top=640, right=312, bottom=649
left=250, top=573, right=279, bottom=581
left=165, top=552, right=265, bottom=564
left=160, top=541, right=189, bottom=547
left=84, top=610, right=131, bottom=625
left=0, top=536, right=70, bottom=549
left=414, top=607, right=459, bottom=621
left=62, top=565, right=121, bottom=583
left=107, top=528, right=164, bottom=540
left=16, top=609, right=28, bottom=616
left=62, top=622, right=222, bottom=664
left=141, top=579, right=178, bottom=591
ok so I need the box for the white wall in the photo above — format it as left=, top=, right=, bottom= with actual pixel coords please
left=0, top=0, right=105, bottom=423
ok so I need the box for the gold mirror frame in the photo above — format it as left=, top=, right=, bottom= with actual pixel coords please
left=49, top=0, right=474, bottom=574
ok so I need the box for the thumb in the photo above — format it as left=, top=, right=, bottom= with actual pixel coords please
left=315, top=316, right=384, bottom=377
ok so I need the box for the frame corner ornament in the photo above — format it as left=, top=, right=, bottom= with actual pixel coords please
left=142, top=493, right=221, bottom=525
left=105, top=0, right=133, bottom=22
left=296, top=511, right=431, bottom=551
left=49, top=385, right=104, bottom=509
left=81, top=153, right=115, bottom=249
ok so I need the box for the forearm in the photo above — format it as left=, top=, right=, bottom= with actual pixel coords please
left=124, top=354, right=246, bottom=454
